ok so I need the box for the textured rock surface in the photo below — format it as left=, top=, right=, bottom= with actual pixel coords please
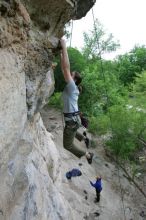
left=0, top=0, right=95, bottom=219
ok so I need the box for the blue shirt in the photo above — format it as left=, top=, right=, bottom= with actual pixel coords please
left=90, top=178, right=102, bottom=192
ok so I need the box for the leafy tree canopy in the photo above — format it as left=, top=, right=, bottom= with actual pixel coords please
left=82, top=19, right=120, bottom=60
left=116, top=45, right=146, bottom=85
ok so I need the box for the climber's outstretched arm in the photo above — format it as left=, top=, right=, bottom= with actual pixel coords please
left=60, top=38, right=72, bottom=82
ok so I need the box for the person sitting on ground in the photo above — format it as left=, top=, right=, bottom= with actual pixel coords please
left=60, top=38, right=93, bottom=164
left=90, top=176, right=102, bottom=202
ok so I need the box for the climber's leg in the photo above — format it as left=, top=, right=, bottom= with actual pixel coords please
left=76, top=131, right=90, bottom=148
left=63, top=121, right=86, bottom=158
left=75, top=131, right=85, bottom=142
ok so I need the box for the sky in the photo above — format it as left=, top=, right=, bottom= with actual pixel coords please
left=67, top=0, right=146, bottom=59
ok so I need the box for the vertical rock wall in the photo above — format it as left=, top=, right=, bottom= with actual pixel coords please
left=0, top=0, right=95, bottom=219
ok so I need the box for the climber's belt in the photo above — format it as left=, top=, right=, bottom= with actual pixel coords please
left=64, top=111, right=81, bottom=123
left=63, top=111, right=80, bottom=118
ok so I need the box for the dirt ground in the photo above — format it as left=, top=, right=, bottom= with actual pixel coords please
left=41, top=106, right=146, bottom=220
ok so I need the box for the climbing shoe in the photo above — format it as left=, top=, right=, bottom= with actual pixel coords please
left=86, top=152, right=94, bottom=164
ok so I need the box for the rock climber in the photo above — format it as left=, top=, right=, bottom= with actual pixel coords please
left=60, top=38, right=93, bottom=164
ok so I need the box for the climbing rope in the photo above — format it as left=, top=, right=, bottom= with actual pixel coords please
left=70, top=20, right=73, bottom=47
left=91, top=8, right=127, bottom=220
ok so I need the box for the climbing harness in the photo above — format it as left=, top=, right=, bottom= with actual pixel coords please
left=63, top=111, right=80, bottom=117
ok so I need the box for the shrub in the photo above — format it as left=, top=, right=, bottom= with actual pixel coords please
left=88, top=114, right=110, bottom=135
left=48, top=92, right=62, bottom=109
left=105, top=105, right=146, bottom=158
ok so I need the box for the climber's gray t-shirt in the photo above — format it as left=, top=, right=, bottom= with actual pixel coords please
left=62, top=79, right=79, bottom=113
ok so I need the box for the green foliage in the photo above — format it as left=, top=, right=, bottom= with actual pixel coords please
left=131, top=71, right=146, bottom=108
left=79, top=64, right=104, bottom=115
left=78, top=48, right=146, bottom=159
left=106, top=105, right=146, bottom=158
left=88, top=115, right=110, bottom=135
left=68, top=47, right=86, bottom=72
left=104, top=71, right=146, bottom=158
left=49, top=92, right=62, bottom=109
left=116, top=46, right=146, bottom=85
left=131, top=46, right=146, bottom=70
left=82, top=19, right=120, bottom=60
left=116, top=54, right=140, bottom=85
left=79, top=60, right=126, bottom=115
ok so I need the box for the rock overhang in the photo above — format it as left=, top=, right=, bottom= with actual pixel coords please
left=22, top=0, right=96, bottom=35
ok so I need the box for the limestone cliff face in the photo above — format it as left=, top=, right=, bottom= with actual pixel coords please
left=0, top=0, right=95, bottom=219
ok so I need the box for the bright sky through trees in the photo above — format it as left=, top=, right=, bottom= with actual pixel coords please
left=69, top=0, right=146, bottom=59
